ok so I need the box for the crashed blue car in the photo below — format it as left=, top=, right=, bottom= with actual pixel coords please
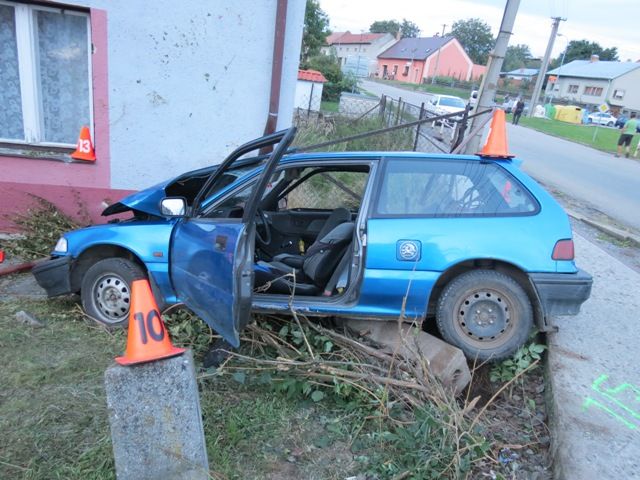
left=33, top=128, right=592, bottom=360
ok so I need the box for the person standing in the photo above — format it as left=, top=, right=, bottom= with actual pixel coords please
left=512, top=98, right=525, bottom=125
left=616, top=112, right=638, bottom=158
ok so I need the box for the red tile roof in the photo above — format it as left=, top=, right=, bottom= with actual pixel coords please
left=325, top=32, right=347, bottom=45
left=325, top=31, right=388, bottom=45
left=297, top=69, right=327, bottom=83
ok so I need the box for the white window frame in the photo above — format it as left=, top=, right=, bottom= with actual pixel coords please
left=0, top=1, right=93, bottom=148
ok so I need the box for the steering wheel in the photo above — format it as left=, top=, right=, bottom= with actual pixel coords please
left=255, top=208, right=272, bottom=246
left=460, top=187, right=482, bottom=210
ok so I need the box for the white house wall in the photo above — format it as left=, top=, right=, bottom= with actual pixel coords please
left=75, top=0, right=305, bottom=190
left=294, top=80, right=323, bottom=111
left=606, top=69, right=640, bottom=112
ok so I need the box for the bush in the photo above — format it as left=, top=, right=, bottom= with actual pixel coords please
left=302, top=54, right=359, bottom=101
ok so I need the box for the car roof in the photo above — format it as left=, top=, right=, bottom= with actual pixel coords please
left=279, top=151, right=514, bottom=164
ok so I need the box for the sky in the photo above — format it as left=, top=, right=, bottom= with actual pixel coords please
left=318, top=0, right=640, bottom=62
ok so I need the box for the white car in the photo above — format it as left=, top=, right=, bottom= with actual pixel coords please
left=426, top=94, right=467, bottom=121
left=587, top=112, right=617, bottom=127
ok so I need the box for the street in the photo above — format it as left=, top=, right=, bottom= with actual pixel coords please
left=361, top=79, right=640, bottom=232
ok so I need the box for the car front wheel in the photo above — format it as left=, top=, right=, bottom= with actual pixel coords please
left=81, top=258, right=144, bottom=327
left=436, top=270, right=533, bottom=361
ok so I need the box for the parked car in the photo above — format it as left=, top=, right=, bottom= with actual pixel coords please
left=425, top=94, right=467, bottom=120
left=587, top=112, right=617, bottom=127
left=469, top=90, right=478, bottom=110
left=33, top=128, right=592, bottom=361
left=614, top=115, right=640, bottom=132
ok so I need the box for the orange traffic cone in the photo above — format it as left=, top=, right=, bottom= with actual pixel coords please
left=70, top=126, right=96, bottom=161
left=116, top=279, right=185, bottom=365
left=477, top=109, right=514, bottom=158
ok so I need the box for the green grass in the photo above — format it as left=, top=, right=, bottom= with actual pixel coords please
left=320, top=100, right=338, bottom=113
left=511, top=115, right=640, bottom=155
left=372, top=78, right=471, bottom=99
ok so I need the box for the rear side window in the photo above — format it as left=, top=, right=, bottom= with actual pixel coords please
left=374, top=158, right=538, bottom=217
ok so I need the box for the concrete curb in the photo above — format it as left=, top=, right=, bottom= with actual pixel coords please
left=565, top=208, right=640, bottom=247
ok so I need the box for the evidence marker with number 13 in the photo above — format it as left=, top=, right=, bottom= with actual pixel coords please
left=115, top=279, right=185, bottom=365
left=70, top=126, right=96, bottom=162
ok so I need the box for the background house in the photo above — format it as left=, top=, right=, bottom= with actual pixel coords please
left=502, top=68, right=538, bottom=81
left=0, top=0, right=305, bottom=230
left=294, top=69, right=327, bottom=112
left=321, top=31, right=396, bottom=76
left=376, top=36, right=486, bottom=84
left=545, top=57, right=640, bottom=114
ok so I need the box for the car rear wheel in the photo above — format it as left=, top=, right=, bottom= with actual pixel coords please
left=607, top=121, right=614, bottom=127
left=436, top=270, right=533, bottom=361
left=81, top=258, right=144, bottom=327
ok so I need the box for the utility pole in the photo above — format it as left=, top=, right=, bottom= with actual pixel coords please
left=527, top=16, right=566, bottom=117
left=431, top=23, right=448, bottom=84
left=463, top=0, right=521, bottom=154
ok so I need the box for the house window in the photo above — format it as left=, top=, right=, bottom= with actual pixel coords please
left=392, top=65, right=398, bottom=76
left=567, top=84, right=579, bottom=94
left=0, top=1, right=92, bottom=146
left=402, top=64, right=410, bottom=76
left=613, top=89, right=625, bottom=100
left=583, top=86, right=603, bottom=96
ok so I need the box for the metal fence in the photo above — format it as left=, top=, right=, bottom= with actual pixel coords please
left=292, top=91, right=494, bottom=156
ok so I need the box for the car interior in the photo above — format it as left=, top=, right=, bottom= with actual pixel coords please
left=203, top=163, right=371, bottom=298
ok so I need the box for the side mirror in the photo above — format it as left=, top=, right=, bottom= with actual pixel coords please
left=160, top=197, right=187, bottom=217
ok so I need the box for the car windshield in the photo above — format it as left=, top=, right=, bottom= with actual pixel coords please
left=439, top=97, right=466, bottom=108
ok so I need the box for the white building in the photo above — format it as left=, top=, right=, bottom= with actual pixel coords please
left=321, top=31, right=396, bottom=76
left=545, top=57, right=640, bottom=114
left=0, top=0, right=305, bottom=229
left=294, top=69, right=327, bottom=112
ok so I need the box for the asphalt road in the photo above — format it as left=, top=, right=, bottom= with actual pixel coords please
left=360, top=79, right=640, bottom=231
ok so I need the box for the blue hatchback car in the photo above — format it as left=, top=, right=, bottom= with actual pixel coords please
left=33, top=128, right=592, bottom=360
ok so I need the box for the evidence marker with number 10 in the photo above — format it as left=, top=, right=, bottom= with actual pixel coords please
left=116, top=279, right=185, bottom=366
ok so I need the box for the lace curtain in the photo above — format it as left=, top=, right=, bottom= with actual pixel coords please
left=0, top=5, right=24, bottom=141
left=37, top=11, right=90, bottom=144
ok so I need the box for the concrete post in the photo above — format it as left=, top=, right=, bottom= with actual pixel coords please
left=104, top=350, right=209, bottom=480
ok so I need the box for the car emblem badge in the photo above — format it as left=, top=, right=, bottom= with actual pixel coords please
left=397, top=240, right=421, bottom=261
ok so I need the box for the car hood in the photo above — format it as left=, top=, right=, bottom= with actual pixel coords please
left=102, top=165, right=215, bottom=217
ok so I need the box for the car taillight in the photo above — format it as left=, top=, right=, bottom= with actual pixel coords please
left=552, top=239, right=574, bottom=260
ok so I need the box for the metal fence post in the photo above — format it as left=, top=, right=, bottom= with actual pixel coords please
left=395, top=97, right=402, bottom=125
left=379, top=95, right=386, bottom=121
left=413, top=102, right=425, bottom=151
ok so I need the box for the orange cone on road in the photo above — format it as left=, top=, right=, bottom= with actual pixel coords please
left=70, top=126, right=96, bottom=161
left=477, top=109, right=514, bottom=158
left=116, top=279, right=185, bottom=365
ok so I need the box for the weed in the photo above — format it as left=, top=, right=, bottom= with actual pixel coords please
left=0, top=195, right=79, bottom=260
left=490, top=341, right=546, bottom=383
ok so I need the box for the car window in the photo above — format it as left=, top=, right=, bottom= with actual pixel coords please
left=281, top=169, right=367, bottom=210
left=439, top=97, right=466, bottom=108
left=375, top=158, right=538, bottom=217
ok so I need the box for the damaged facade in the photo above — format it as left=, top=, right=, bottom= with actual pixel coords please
left=0, top=0, right=305, bottom=230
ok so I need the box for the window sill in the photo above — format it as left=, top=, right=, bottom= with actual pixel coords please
left=0, top=143, right=83, bottom=163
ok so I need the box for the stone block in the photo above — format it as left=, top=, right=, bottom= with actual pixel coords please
left=104, top=350, right=209, bottom=480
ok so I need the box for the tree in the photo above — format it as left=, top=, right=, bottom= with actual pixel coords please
left=370, top=18, right=420, bottom=38
left=302, top=55, right=358, bottom=101
left=503, top=44, right=533, bottom=72
left=400, top=19, right=421, bottom=38
left=370, top=19, right=401, bottom=36
left=549, top=40, right=619, bottom=69
left=450, top=18, right=494, bottom=65
left=301, top=0, right=330, bottom=62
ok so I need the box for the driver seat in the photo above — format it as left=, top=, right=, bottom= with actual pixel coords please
left=271, top=207, right=351, bottom=268
left=255, top=222, right=355, bottom=295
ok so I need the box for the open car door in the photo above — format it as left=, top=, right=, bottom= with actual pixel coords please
left=169, top=128, right=296, bottom=347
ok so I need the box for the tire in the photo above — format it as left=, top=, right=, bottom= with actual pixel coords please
left=436, top=270, right=533, bottom=361
left=81, top=258, right=145, bottom=327
left=607, top=122, right=614, bottom=127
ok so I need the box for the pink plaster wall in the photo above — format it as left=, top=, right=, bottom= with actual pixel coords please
left=471, top=64, right=487, bottom=81
left=0, top=8, right=119, bottom=232
left=0, top=182, right=135, bottom=232
left=424, top=41, right=473, bottom=81
left=376, top=59, right=426, bottom=84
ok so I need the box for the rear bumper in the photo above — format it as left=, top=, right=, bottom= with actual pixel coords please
left=530, top=269, right=592, bottom=316
left=32, top=256, right=74, bottom=297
